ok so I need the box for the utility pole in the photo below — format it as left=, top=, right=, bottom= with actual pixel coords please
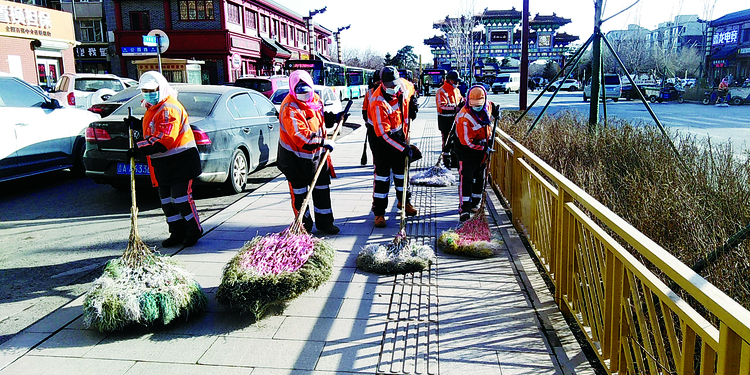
left=519, top=0, right=530, bottom=110
left=588, top=0, right=603, bottom=130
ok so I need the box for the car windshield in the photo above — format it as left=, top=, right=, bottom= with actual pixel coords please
left=74, top=78, right=125, bottom=92
left=495, top=77, right=510, bottom=83
left=270, top=88, right=289, bottom=104
left=112, top=92, right=221, bottom=118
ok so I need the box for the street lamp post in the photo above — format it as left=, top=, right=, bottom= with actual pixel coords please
left=333, top=25, right=351, bottom=63
left=304, top=7, right=326, bottom=59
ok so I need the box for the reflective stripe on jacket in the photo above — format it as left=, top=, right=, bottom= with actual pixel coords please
left=436, top=81, right=462, bottom=116
left=368, top=85, right=407, bottom=152
left=279, top=93, right=325, bottom=159
left=455, top=106, right=491, bottom=151
left=362, top=87, right=377, bottom=125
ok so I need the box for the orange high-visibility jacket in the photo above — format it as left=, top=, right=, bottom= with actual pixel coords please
left=138, top=94, right=196, bottom=185
left=436, top=81, right=462, bottom=116
left=279, top=93, right=326, bottom=159
left=368, top=85, right=408, bottom=152
left=455, top=105, right=492, bottom=151
left=362, top=87, right=378, bottom=125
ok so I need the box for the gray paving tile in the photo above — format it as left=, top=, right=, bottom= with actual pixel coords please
left=31, top=328, right=107, bottom=357
left=0, top=332, right=50, bottom=370
left=83, top=332, right=216, bottom=363
left=336, top=298, right=390, bottom=320
left=198, top=337, right=324, bottom=370
left=273, top=316, right=386, bottom=343
left=283, top=296, right=343, bottom=318
left=123, top=362, right=249, bottom=375
left=1, top=355, right=135, bottom=375
left=496, top=351, right=560, bottom=374
left=315, top=338, right=381, bottom=373
left=437, top=349, right=502, bottom=375
left=438, top=320, right=549, bottom=353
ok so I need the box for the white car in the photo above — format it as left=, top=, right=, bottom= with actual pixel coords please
left=0, top=74, right=100, bottom=182
left=50, top=73, right=130, bottom=109
left=548, top=78, right=581, bottom=92
left=270, top=85, right=343, bottom=114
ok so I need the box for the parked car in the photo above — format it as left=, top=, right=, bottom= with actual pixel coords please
left=583, top=74, right=621, bottom=102
left=50, top=73, right=130, bottom=109
left=548, top=78, right=581, bottom=92
left=87, top=86, right=141, bottom=118
left=620, top=83, right=647, bottom=101
left=270, top=85, right=343, bottom=114
left=728, top=81, right=750, bottom=105
left=121, top=78, right=139, bottom=88
left=492, top=73, right=521, bottom=94
left=0, top=74, right=101, bottom=182
left=84, top=85, right=280, bottom=193
left=233, top=75, right=289, bottom=98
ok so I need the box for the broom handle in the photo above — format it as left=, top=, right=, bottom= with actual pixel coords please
left=128, top=107, right=138, bottom=230
left=434, top=120, right=458, bottom=167
left=294, top=100, right=354, bottom=226
left=480, top=114, right=501, bottom=205
left=399, top=116, right=412, bottom=232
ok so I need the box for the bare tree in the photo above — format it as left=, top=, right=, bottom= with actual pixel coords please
left=435, top=0, right=481, bottom=83
left=341, top=47, right=385, bottom=70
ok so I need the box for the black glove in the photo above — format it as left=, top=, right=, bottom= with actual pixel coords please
left=491, top=103, right=500, bottom=118
left=408, top=96, right=419, bottom=120
left=409, top=144, right=422, bottom=163
left=124, top=116, right=142, bottom=131
left=125, top=147, right=140, bottom=159
left=323, top=111, right=337, bottom=128
left=402, top=144, right=413, bottom=159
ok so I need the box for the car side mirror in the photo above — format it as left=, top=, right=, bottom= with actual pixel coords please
left=324, top=99, right=333, bottom=106
left=42, top=98, right=62, bottom=109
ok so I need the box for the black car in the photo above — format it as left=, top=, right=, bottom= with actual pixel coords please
left=84, top=85, right=280, bottom=193
left=621, top=83, right=646, bottom=101
left=87, top=86, right=141, bottom=117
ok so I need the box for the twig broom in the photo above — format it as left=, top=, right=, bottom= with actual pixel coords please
left=83, top=108, right=207, bottom=331
left=216, top=101, right=353, bottom=318
left=357, top=116, right=436, bottom=274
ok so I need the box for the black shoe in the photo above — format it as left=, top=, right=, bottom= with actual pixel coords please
left=317, top=223, right=340, bottom=235
left=162, top=234, right=185, bottom=247
left=303, top=216, right=314, bottom=233
left=183, top=229, right=203, bottom=247
left=460, top=213, right=470, bottom=223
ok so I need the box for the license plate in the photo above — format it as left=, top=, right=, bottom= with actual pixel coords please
left=117, top=162, right=150, bottom=175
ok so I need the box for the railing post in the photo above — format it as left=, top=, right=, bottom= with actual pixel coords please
left=554, top=188, right=573, bottom=304
left=717, top=322, right=742, bottom=375
left=511, top=143, right=523, bottom=231
left=603, top=251, right=623, bottom=370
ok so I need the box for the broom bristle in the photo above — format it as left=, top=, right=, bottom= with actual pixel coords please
left=356, top=231, right=435, bottom=275
left=437, top=204, right=503, bottom=258
left=410, top=164, right=456, bottom=186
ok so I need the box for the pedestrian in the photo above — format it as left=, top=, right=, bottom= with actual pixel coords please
left=126, top=71, right=203, bottom=247
left=367, top=66, right=419, bottom=228
left=277, top=70, right=341, bottom=235
left=454, top=85, right=499, bottom=222
left=435, top=70, right=463, bottom=169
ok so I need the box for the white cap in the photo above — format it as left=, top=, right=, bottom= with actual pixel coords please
left=138, top=75, right=159, bottom=90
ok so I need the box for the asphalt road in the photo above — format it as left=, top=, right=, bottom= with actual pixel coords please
left=489, top=90, right=750, bottom=155
left=0, top=102, right=360, bottom=345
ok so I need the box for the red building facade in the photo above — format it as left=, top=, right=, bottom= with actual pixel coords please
left=106, top=0, right=333, bottom=84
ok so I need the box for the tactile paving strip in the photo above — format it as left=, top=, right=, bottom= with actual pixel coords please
left=376, top=115, right=441, bottom=374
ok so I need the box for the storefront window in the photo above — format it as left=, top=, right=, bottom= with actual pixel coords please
left=130, top=11, right=150, bottom=31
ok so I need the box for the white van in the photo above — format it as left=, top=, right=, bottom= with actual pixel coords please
left=583, top=74, right=622, bottom=102
left=492, top=73, right=521, bottom=94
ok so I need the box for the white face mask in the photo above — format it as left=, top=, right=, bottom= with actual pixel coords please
left=296, top=91, right=313, bottom=101
left=385, top=85, right=400, bottom=96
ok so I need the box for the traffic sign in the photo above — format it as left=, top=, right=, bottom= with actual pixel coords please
left=231, top=53, right=241, bottom=70
left=147, top=29, right=170, bottom=54
left=142, top=35, right=158, bottom=46
left=121, top=46, right=158, bottom=56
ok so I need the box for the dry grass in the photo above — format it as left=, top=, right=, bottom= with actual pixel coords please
left=499, top=110, right=750, bottom=312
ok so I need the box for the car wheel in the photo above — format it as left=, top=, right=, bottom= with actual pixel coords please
left=702, top=97, right=711, bottom=105
left=224, top=149, right=248, bottom=194
left=678, top=97, right=685, bottom=104
left=732, top=97, right=743, bottom=105
left=70, top=139, right=86, bottom=176
left=613, top=98, right=619, bottom=102
left=649, top=95, right=658, bottom=103
left=568, top=86, right=576, bottom=92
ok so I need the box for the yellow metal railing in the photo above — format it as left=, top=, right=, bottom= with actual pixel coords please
left=490, top=128, right=750, bottom=375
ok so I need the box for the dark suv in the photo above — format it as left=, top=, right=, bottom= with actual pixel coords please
left=232, top=75, right=288, bottom=98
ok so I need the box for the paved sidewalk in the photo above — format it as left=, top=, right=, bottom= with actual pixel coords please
left=0, top=102, right=596, bottom=374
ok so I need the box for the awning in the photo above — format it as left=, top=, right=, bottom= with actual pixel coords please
left=260, top=37, right=291, bottom=59
left=314, top=52, right=330, bottom=62
left=711, top=46, right=737, bottom=61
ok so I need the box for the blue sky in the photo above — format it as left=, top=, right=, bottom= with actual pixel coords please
left=277, top=0, right=747, bottom=59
